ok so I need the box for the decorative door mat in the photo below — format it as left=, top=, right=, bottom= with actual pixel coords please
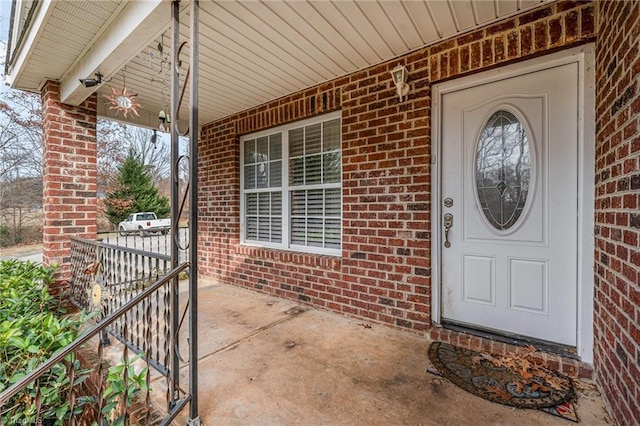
left=428, top=341, right=578, bottom=422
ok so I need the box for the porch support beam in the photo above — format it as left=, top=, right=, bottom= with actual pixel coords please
left=169, top=0, right=181, bottom=410
left=188, top=0, right=200, bottom=422
left=59, top=0, right=169, bottom=106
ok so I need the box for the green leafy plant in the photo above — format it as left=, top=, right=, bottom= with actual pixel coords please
left=0, top=260, right=151, bottom=424
left=0, top=260, right=91, bottom=424
left=97, top=352, right=149, bottom=426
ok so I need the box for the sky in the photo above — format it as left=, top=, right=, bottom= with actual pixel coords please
left=0, top=0, right=10, bottom=41
left=0, top=0, right=12, bottom=86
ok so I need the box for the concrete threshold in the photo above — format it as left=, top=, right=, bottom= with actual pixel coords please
left=148, top=281, right=609, bottom=425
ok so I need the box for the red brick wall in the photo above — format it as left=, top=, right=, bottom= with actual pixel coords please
left=41, top=81, right=98, bottom=290
left=594, top=1, right=640, bottom=423
left=198, top=1, right=595, bottom=332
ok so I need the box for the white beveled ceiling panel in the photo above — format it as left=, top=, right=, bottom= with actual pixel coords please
left=10, top=0, right=549, bottom=128
left=10, top=1, right=125, bottom=93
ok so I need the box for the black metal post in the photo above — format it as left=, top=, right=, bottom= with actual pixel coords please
left=169, top=0, right=180, bottom=410
left=188, top=0, right=200, bottom=423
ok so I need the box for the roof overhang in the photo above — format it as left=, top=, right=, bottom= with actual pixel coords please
left=5, top=0, right=551, bottom=129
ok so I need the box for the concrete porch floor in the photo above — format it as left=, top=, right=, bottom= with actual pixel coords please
left=154, top=281, right=609, bottom=425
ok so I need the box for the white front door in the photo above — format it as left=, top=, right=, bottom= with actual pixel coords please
left=439, top=62, right=579, bottom=346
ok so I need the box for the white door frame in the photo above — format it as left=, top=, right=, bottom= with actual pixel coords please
left=431, top=44, right=595, bottom=363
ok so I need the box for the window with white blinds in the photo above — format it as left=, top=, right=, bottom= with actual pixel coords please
left=240, top=112, right=341, bottom=255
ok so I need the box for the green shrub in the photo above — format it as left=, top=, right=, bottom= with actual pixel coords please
left=0, top=224, right=8, bottom=247
left=97, top=352, right=149, bottom=426
left=0, top=260, right=90, bottom=424
left=0, top=260, right=150, bottom=424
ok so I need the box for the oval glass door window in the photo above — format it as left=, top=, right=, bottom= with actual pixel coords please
left=475, top=110, right=531, bottom=230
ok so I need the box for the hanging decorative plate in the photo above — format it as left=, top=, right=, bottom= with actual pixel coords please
left=91, top=282, right=102, bottom=305
left=88, top=281, right=112, bottom=312
left=106, top=86, right=141, bottom=118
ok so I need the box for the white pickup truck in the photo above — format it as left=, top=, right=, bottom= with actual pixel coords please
left=118, top=212, right=171, bottom=237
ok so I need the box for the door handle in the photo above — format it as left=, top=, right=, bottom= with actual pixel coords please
left=443, top=213, right=453, bottom=248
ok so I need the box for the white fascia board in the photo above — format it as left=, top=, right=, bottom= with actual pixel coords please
left=60, top=0, right=169, bottom=106
left=5, top=0, right=56, bottom=88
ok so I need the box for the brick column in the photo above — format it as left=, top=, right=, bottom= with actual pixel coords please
left=41, top=81, right=98, bottom=292
left=594, top=1, right=640, bottom=424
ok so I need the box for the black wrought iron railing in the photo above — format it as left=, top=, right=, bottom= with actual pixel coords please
left=94, top=227, right=189, bottom=264
left=0, top=263, right=190, bottom=425
left=70, top=237, right=175, bottom=373
left=1, top=0, right=202, bottom=422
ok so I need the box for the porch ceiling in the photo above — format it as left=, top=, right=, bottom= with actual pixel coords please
left=6, top=0, right=549, bottom=129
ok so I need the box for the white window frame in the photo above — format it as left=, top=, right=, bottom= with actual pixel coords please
left=240, top=111, right=342, bottom=256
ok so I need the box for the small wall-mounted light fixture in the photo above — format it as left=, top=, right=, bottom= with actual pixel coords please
left=79, top=72, right=103, bottom=88
left=390, top=64, right=409, bottom=102
left=158, top=110, right=170, bottom=132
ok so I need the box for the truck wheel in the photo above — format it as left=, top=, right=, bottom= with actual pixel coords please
left=138, top=227, right=146, bottom=238
left=161, top=230, right=168, bottom=236
left=119, top=226, right=127, bottom=236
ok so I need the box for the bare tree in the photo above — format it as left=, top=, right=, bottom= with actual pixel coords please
left=0, top=176, right=43, bottom=246
left=124, top=126, right=171, bottom=186
left=95, top=121, right=171, bottom=194
left=0, top=89, right=150, bottom=242
left=0, top=90, right=44, bottom=245
left=0, top=91, right=43, bottom=181
left=97, top=120, right=128, bottom=196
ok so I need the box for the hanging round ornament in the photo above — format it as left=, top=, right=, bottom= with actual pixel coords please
left=106, top=85, right=141, bottom=118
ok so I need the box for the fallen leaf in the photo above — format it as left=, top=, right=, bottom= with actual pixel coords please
left=530, top=382, right=551, bottom=393
left=545, top=375, right=570, bottom=391
left=522, top=344, right=538, bottom=356
left=511, top=380, right=526, bottom=394
left=481, top=353, right=499, bottom=365
left=518, top=368, right=534, bottom=380
left=471, top=355, right=484, bottom=366
left=486, top=384, right=511, bottom=400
